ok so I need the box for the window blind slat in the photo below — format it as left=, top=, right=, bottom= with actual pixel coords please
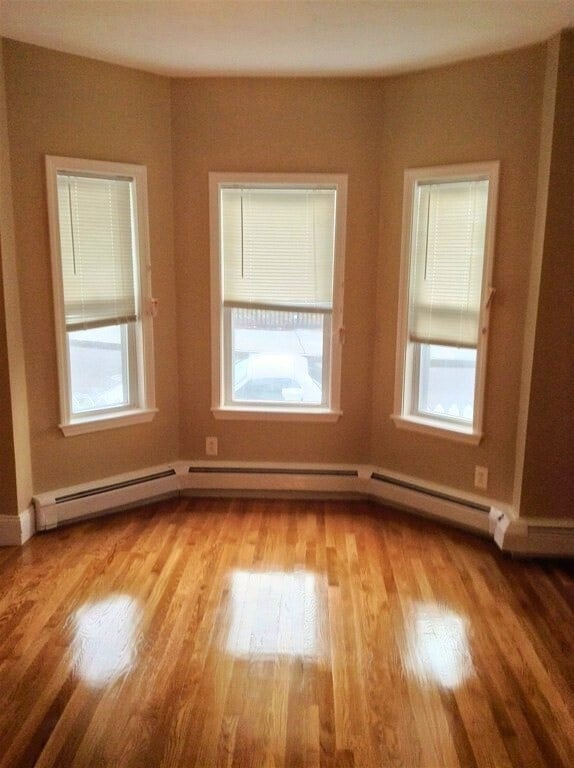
left=221, top=188, right=336, bottom=310
left=57, top=175, right=137, bottom=331
left=409, top=179, right=488, bottom=347
left=222, top=299, right=332, bottom=314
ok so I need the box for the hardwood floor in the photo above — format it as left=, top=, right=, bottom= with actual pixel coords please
left=0, top=497, right=573, bottom=767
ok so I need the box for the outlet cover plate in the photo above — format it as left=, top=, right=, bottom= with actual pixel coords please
left=474, top=465, right=488, bottom=490
left=206, top=436, right=218, bottom=456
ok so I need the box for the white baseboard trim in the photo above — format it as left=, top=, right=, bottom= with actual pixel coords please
left=12, top=459, right=570, bottom=558
left=491, top=508, right=574, bottom=557
left=0, top=506, right=35, bottom=546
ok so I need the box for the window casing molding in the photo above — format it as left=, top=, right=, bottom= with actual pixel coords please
left=209, top=172, right=347, bottom=421
left=393, top=161, right=500, bottom=443
left=45, top=156, right=156, bottom=436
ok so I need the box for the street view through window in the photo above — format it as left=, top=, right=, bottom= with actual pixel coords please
left=68, top=325, right=129, bottom=413
left=230, top=308, right=325, bottom=405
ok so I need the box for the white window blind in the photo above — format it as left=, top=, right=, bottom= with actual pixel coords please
left=57, top=174, right=137, bottom=332
left=409, top=179, right=488, bottom=348
left=220, top=187, right=336, bottom=312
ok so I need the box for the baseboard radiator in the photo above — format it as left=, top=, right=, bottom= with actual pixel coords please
left=34, top=466, right=181, bottom=531
left=34, top=461, right=489, bottom=534
left=29, top=462, right=574, bottom=557
left=33, top=464, right=362, bottom=531
left=367, top=471, right=491, bottom=535
left=182, top=464, right=362, bottom=496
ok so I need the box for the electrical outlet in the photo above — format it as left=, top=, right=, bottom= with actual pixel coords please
left=205, top=436, right=218, bottom=456
left=474, top=465, right=488, bottom=490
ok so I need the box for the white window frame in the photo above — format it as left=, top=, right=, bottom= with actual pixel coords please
left=392, top=161, right=499, bottom=444
left=46, top=156, right=156, bottom=436
left=209, top=172, right=347, bottom=421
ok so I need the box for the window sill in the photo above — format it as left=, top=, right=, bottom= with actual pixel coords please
left=391, top=414, right=482, bottom=445
left=212, top=406, right=342, bottom=423
left=60, top=408, right=158, bottom=437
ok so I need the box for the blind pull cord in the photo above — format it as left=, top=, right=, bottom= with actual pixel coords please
left=240, top=191, right=244, bottom=279
left=67, top=182, right=78, bottom=276
left=482, top=286, right=496, bottom=334
left=423, top=189, right=431, bottom=281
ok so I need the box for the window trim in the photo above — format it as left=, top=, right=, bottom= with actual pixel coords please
left=209, top=172, right=347, bottom=421
left=393, top=161, right=499, bottom=442
left=45, top=156, right=156, bottom=436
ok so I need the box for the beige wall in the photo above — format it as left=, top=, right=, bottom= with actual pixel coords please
left=2, top=37, right=567, bottom=516
left=0, top=43, right=18, bottom=515
left=0, top=242, right=18, bottom=514
left=521, top=30, right=574, bottom=519
left=370, top=46, right=547, bottom=503
left=3, top=41, right=179, bottom=493
left=172, top=78, right=383, bottom=463
left=0, top=38, right=32, bottom=515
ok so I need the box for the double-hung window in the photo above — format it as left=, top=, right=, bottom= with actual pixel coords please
left=394, top=162, right=499, bottom=443
left=46, top=157, right=156, bottom=435
left=210, top=173, right=347, bottom=420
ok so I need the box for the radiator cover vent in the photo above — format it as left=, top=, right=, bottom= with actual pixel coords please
left=56, top=469, right=177, bottom=504
left=370, top=472, right=490, bottom=513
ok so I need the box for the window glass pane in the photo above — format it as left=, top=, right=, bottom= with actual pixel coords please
left=68, top=324, right=130, bottom=414
left=417, top=344, right=476, bottom=423
left=230, top=308, right=325, bottom=405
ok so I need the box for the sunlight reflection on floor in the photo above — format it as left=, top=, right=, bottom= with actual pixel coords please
left=71, top=593, right=142, bottom=687
left=402, top=601, right=475, bottom=689
left=225, top=570, right=320, bottom=659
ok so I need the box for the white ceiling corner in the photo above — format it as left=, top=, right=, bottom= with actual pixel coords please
left=0, top=1, right=573, bottom=78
